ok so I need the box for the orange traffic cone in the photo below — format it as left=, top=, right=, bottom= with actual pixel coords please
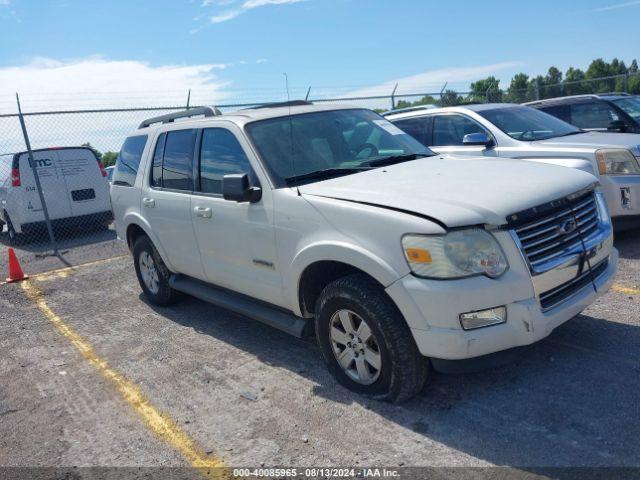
left=6, top=248, right=28, bottom=283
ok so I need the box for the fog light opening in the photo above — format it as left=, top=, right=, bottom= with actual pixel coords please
left=459, top=306, right=507, bottom=330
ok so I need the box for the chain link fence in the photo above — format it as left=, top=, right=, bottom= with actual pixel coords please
left=1, top=71, right=638, bottom=276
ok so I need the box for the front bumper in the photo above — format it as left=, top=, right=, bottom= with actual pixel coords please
left=600, top=174, right=640, bottom=219
left=386, top=247, right=617, bottom=361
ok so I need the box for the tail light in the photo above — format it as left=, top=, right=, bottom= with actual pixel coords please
left=97, top=159, right=108, bottom=177
left=11, top=168, right=20, bottom=187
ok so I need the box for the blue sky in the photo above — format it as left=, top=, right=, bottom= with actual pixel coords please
left=1, top=0, right=640, bottom=109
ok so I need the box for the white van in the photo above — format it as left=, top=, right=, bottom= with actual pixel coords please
left=0, top=147, right=113, bottom=243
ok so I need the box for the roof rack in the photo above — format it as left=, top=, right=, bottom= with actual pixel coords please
left=247, top=100, right=313, bottom=110
left=526, top=92, right=632, bottom=105
left=381, top=104, right=436, bottom=116
left=138, top=106, right=222, bottom=129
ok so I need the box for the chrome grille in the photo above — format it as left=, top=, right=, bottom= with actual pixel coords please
left=513, top=192, right=599, bottom=268
left=539, top=258, right=609, bottom=311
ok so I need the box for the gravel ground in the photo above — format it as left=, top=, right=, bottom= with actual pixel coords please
left=0, top=224, right=128, bottom=276
left=0, top=233, right=638, bottom=477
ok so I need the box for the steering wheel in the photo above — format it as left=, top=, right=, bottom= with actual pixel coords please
left=353, top=143, right=379, bottom=159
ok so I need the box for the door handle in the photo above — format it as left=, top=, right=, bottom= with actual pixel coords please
left=193, top=206, right=212, bottom=218
left=142, top=197, right=155, bottom=208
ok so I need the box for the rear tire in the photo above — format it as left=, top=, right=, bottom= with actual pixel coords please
left=133, top=235, right=181, bottom=306
left=315, top=274, right=429, bottom=403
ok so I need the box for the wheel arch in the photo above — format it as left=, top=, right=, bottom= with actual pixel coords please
left=124, top=216, right=176, bottom=272
left=290, top=242, right=403, bottom=317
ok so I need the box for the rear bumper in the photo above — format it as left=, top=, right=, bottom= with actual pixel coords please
left=20, top=210, right=113, bottom=234
left=388, top=248, right=617, bottom=361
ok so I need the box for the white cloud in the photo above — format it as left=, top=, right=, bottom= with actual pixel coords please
left=0, top=57, right=231, bottom=154
left=335, top=62, right=523, bottom=110
left=593, top=0, right=640, bottom=11
left=256, top=58, right=268, bottom=64
left=211, top=10, right=243, bottom=22
left=345, top=62, right=524, bottom=98
left=0, top=57, right=229, bottom=110
left=0, top=0, right=11, bottom=5
left=208, top=0, right=306, bottom=24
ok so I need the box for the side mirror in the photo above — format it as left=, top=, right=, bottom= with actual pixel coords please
left=222, top=173, right=262, bottom=203
left=607, top=120, right=627, bottom=133
left=463, top=132, right=494, bottom=147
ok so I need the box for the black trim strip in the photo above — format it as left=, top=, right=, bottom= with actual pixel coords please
left=305, top=194, right=448, bottom=230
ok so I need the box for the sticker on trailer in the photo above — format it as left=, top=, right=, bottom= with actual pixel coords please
left=58, top=157, right=90, bottom=177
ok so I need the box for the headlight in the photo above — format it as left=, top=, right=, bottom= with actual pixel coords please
left=402, top=229, right=509, bottom=279
left=596, top=149, right=640, bottom=175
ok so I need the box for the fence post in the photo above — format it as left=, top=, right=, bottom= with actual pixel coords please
left=305, top=86, right=311, bottom=101
left=390, top=83, right=398, bottom=110
left=186, top=89, right=191, bottom=109
left=535, top=79, right=541, bottom=101
left=15, top=93, right=58, bottom=255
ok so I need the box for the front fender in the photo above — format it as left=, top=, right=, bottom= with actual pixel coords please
left=285, top=240, right=405, bottom=316
left=517, top=157, right=597, bottom=175
left=122, top=212, right=176, bottom=273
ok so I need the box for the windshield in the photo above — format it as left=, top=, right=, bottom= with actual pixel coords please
left=612, top=96, right=640, bottom=121
left=479, top=106, right=582, bottom=141
left=245, top=108, right=434, bottom=186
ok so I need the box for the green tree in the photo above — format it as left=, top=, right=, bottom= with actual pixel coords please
left=439, top=89, right=463, bottom=106
left=394, top=95, right=437, bottom=110
left=585, top=58, right=618, bottom=92
left=468, top=76, right=502, bottom=102
left=544, top=67, right=563, bottom=98
left=506, top=73, right=530, bottom=103
left=563, top=67, right=587, bottom=95
left=628, top=59, right=640, bottom=93
left=101, top=151, right=118, bottom=167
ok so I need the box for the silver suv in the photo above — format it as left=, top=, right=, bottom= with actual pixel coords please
left=386, top=103, right=640, bottom=230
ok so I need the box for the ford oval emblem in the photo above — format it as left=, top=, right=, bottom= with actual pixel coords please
left=557, top=219, right=578, bottom=235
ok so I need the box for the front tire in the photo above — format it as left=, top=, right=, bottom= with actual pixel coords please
left=133, top=235, right=181, bottom=306
left=315, top=274, right=428, bottom=403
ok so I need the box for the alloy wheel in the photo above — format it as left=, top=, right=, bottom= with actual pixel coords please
left=329, top=309, right=382, bottom=385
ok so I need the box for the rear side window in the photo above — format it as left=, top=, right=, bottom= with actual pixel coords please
left=539, top=104, right=571, bottom=123
left=113, top=135, right=148, bottom=187
left=570, top=102, right=620, bottom=129
left=151, top=133, right=166, bottom=187
left=392, top=117, right=430, bottom=146
left=161, top=129, right=196, bottom=191
left=199, top=128, right=251, bottom=194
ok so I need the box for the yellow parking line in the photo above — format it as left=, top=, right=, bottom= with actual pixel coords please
left=612, top=284, right=640, bottom=296
left=20, top=280, right=226, bottom=476
left=32, top=255, right=129, bottom=281
left=0, top=255, right=128, bottom=286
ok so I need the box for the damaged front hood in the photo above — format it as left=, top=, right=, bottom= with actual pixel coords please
left=298, top=156, right=597, bottom=227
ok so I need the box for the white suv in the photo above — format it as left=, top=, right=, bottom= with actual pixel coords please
left=385, top=103, right=640, bottom=230
left=111, top=103, right=617, bottom=402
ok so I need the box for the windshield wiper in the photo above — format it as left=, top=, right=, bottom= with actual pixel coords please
left=363, top=153, right=432, bottom=168
left=285, top=167, right=371, bottom=185
left=552, top=130, right=585, bottom=138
